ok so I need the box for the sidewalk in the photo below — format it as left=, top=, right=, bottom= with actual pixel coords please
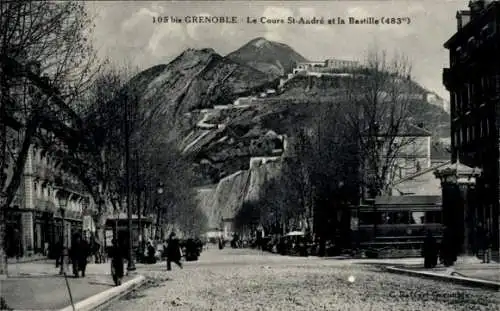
left=383, top=257, right=500, bottom=290
left=0, top=260, right=141, bottom=310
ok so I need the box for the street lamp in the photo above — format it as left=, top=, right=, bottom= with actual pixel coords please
left=156, top=183, right=164, bottom=240
left=59, top=195, right=69, bottom=275
left=111, top=193, right=120, bottom=241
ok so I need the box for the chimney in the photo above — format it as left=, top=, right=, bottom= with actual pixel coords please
left=469, top=0, right=486, bottom=18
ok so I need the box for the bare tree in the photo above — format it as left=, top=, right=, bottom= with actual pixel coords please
left=344, top=49, right=417, bottom=197
left=0, top=1, right=98, bottom=274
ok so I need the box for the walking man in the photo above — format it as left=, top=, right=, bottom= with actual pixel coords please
left=166, top=232, right=183, bottom=271
left=109, top=238, right=125, bottom=286
left=422, top=230, right=438, bottom=268
left=70, top=233, right=90, bottom=278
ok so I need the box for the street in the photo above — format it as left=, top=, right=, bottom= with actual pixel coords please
left=103, top=248, right=499, bottom=311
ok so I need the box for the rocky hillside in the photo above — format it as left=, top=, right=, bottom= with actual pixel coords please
left=226, top=37, right=308, bottom=78
left=124, top=48, right=277, bottom=135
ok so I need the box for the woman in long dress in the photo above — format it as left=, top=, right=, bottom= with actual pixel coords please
left=109, top=238, right=125, bottom=286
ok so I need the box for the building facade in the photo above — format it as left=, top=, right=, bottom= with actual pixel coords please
left=4, top=126, right=93, bottom=258
left=293, top=59, right=360, bottom=75
left=362, top=123, right=432, bottom=197
left=390, top=125, right=432, bottom=181
left=442, top=0, right=499, bottom=259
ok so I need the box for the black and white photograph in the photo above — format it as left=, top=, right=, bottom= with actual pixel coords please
left=0, top=0, right=499, bottom=310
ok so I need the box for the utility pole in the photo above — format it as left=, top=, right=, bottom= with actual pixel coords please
left=0, top=59, right=8, bottom=276
left=124, top=92, right=135, bottom=271
left=135, top=150, right=143, bottom=256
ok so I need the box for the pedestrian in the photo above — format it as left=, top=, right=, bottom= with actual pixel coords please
left=146, top=241, right=156, bottom=264
left=70, top=233, right=90, bottom=278
left=109, top=238, right=125, bottom=286
left=483, top=231, right=492, bottom=264
left=218, top=236, right=224, bottom=250
left=422, top=230, right=438, bottom=268
left=55, top=240, right=63, bottom=268
left=166, top=232, right=183, bottom=271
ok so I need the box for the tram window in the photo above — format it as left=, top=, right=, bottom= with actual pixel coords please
left=410, top=212, right=425, bottom=224
left=381, top=212, right=410, bottom=224
left=425, top=211, right=442, bottom=223
left=358, top=212, right=377, bottom=225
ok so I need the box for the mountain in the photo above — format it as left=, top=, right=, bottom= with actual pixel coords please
left=226, top=37, right=308, bottom=78
left=124, top=48, right=276, bottom=134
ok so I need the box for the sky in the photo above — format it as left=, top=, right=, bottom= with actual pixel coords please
left=87, top=0, right=470, bottom=99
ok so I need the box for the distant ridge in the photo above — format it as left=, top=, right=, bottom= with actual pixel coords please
left=226, top=37, right=308, bottom=77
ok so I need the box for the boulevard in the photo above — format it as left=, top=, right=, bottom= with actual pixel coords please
left=102, top=248, right=499, bottom=311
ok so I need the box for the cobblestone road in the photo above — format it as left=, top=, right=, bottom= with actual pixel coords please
left=103, top=248, right=500, bottom=311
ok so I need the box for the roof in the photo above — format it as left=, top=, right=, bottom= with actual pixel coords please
left=444, top=1, right=500, bottom=49
left=364, top=124, right=432, bottom=137
left=431, top=143, right=451, bottom=160
left=392, top=170, right=443, bottom=196
left=392, top=161, right=451, bottom=187
left=402, top=124, right=432, bottom=137
left=434, top=160, right=483, bottom=177
left=375, top=195, right=441, bottom=206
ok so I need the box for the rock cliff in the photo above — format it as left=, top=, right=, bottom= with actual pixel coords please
left=195, top=156, right=282, bottom=230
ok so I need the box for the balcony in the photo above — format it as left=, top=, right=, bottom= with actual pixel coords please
left=442, top=68, right=454, bottom=90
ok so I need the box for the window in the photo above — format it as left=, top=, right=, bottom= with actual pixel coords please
left=495, top=74, right=500, bottom=93
left=381, top=212, right=410, bottom=225
left=461, top=86, right=469, bottom=113
left=410, top=212, right=425, bottom=224
left=425, top=211, right=442, bottom=223
left=359, top=212, right=377, bottom=225
left=468, top=83, right=473, bottom=109
left=451, top=93, right=456, bottom=118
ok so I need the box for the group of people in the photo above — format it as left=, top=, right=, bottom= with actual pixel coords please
left=54, top=231, right=185, bottom=286
left=108, top=232, right=183, bottom=286
left=55, top=233, right=91, bottom=278
left=422, top=224, right=493, bottom=269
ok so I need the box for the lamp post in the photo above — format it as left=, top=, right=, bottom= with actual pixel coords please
left=59, top=195, right=69, bottom=275
left=123, top=91, right=136, bottom=272
left=156, top=183, right=164, bottom=240
left=111, top=194, right=119, bottom=241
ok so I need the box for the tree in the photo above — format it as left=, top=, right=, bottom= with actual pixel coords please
left=344, top=49, right=416, bottom=197
left=41, top=65, right=135, bottom=252
left=234, top=200, right=261, bottom=234
left=292, top=101, right=358, bottom=255
left=0, top=1, right=98, bottom=274
left=138, top=134, right=200, bottom=238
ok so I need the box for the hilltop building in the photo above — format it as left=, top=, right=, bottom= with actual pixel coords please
left=293, top=59, right=360, bottom=75
left=441, top=0, right=499, bottom=259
